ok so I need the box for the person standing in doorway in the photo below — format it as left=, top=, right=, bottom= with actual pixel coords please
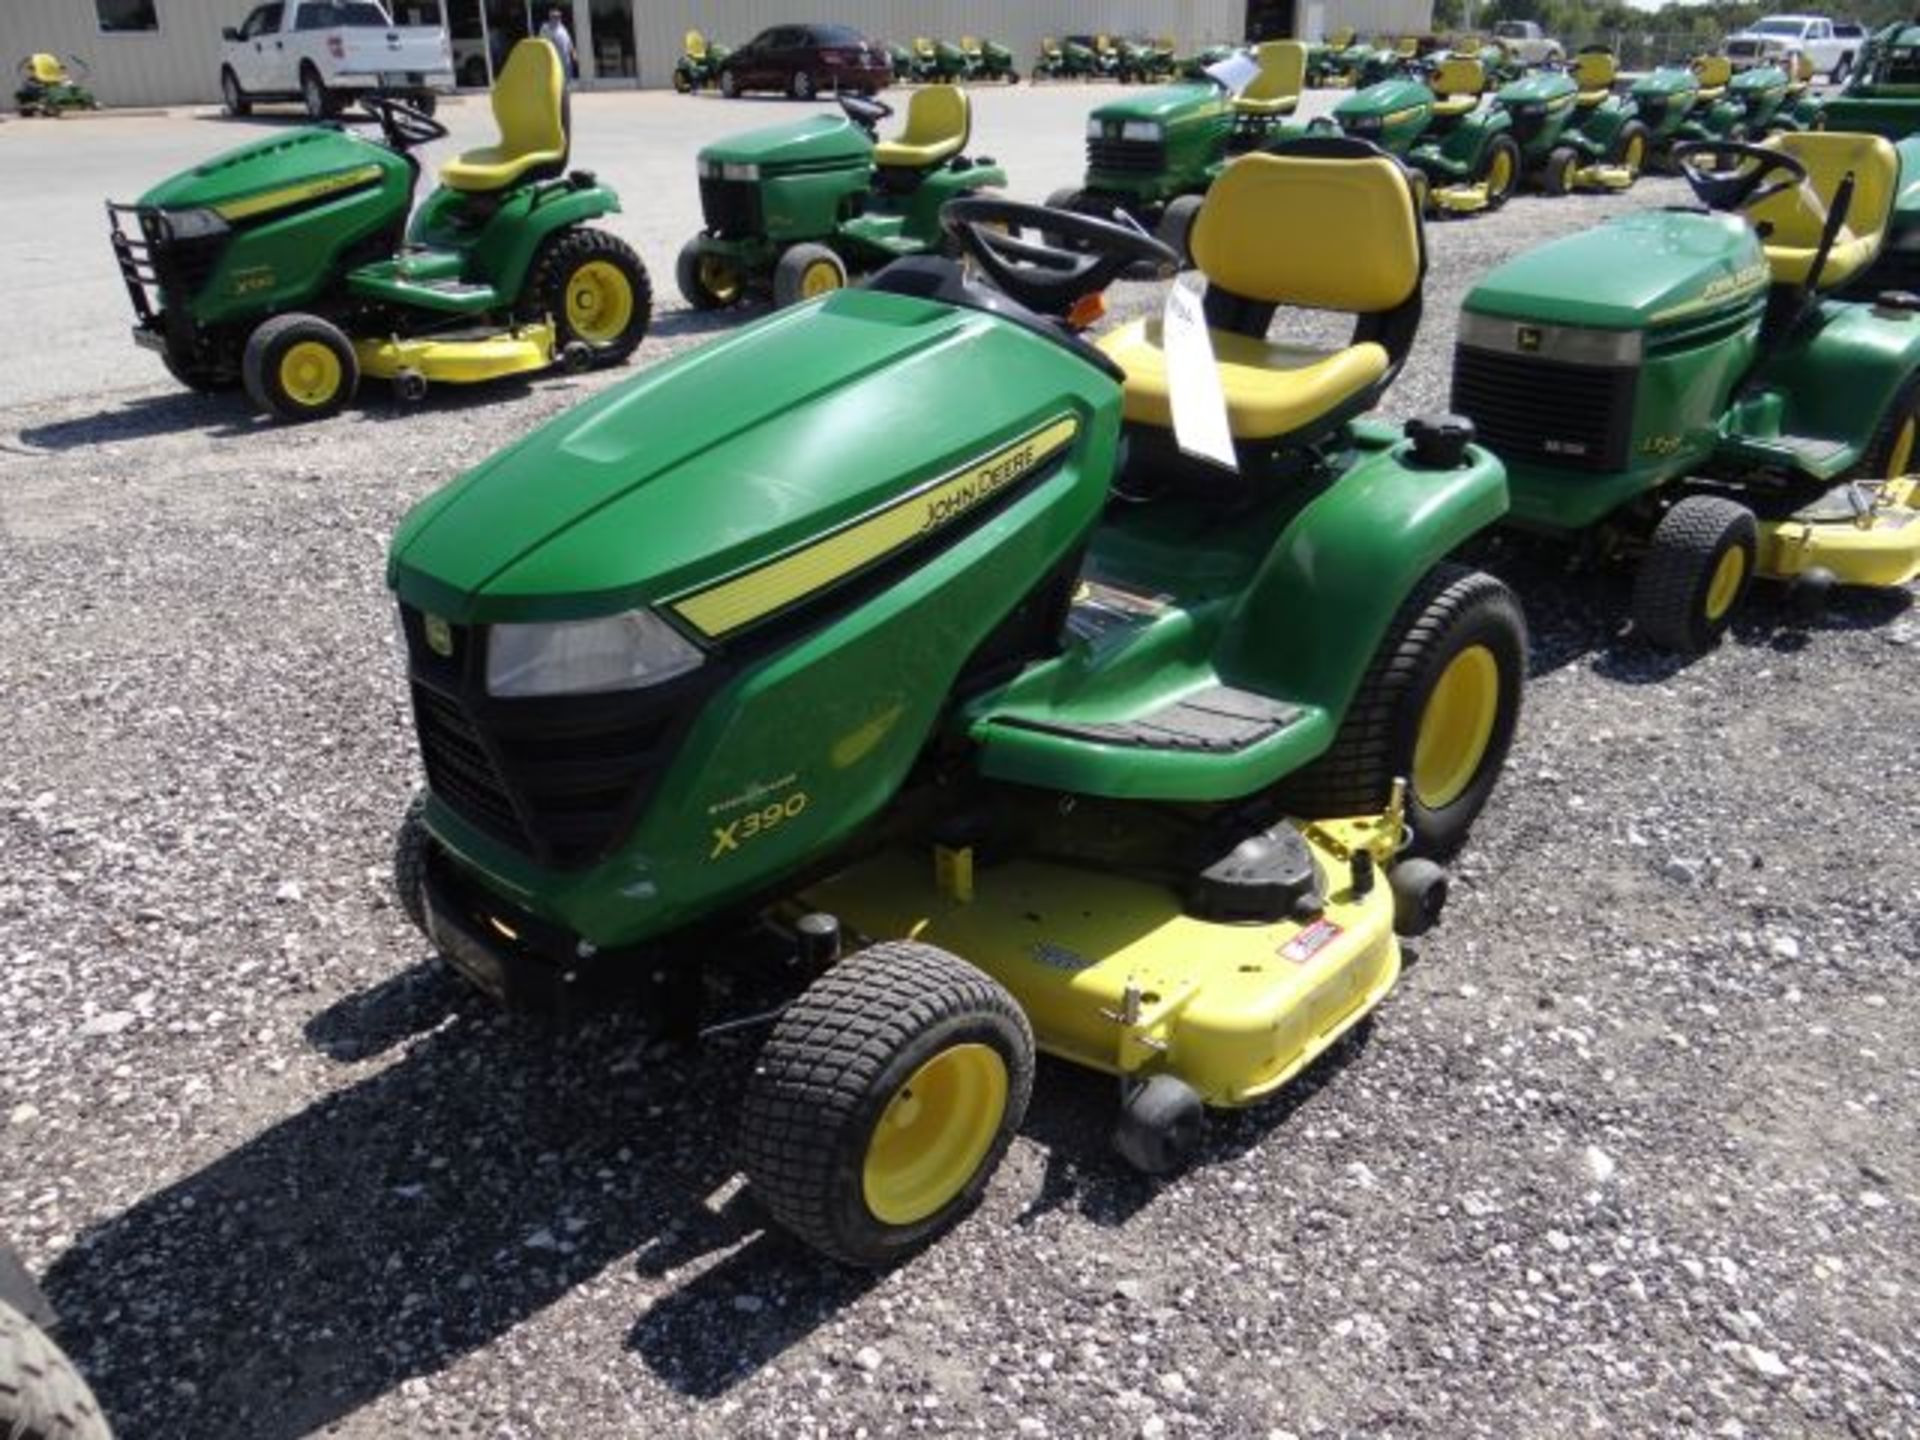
left=539, top=6, right=578, bottom=78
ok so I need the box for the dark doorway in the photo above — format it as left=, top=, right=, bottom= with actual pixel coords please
left=1247, top=0, right=1299, bottom=40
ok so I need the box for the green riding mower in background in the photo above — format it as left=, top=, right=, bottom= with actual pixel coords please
left=14, top=52, right=96, bottom=116
left=107, top=39, right=649, bottom=421
left=387, top=139, right=1526, bottom=1266
left=1117, top=36, right=1177, bottom=83
left=1322, top=54, right=1520, bottom=215
left=678, top=87, right=1006, bottom=311
left=1627, top=60, right=1706, bottom=169
left=1453, top=133, right=1920, bottom=650
left=673, top=29, right=731, bottom=93
left=1493, top=49, right=1651, bottom=195
left=961, top=36, right=1020, bottom=83
left=1674, top=54, right=1824, bottom=150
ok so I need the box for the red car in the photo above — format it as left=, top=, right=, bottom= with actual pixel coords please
left=717, top=23, right=891, bottom=99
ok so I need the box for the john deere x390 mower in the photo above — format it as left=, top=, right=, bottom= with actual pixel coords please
left=677, top=86, right=1006, bottom=311
left=387, top=138, right=1526, bottom=1266
left=108, top=39, right=650, bottom=421
left=1452, top=133, right=1920, bottom=650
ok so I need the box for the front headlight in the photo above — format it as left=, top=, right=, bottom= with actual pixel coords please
left=1512, top=102, right=1545, bottom=116
left=486, top=611, right=703, bottom=697
left=720, top=161, right=760, bottom=182
left=1120, top=120, right=1164, bottom=141
left=1086, top=116, right=1104, bottom=138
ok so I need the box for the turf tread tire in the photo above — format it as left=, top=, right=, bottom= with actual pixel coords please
left=1854, top=369, right=1920, bottom=479
left=241, top=312, right=358, bottom=422
left=0, top=1299, right=112, bottom=1440
left=1273, top=562, right=1526, bottom=857
left=392, top=792, right=431, bottom=937
left=739, top=941, right=1034, bottom=1267
left=528, top=227, right=652, bottom=365
left=1632, top=495, right=1757, bottom=653
left=771, top=242, right=847, bottom=309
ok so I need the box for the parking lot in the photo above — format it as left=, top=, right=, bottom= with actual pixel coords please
left=2, top=83, right=1917, bottom=1439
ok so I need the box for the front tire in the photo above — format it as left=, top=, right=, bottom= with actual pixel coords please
left=529, top=228, right=652, bottom=365
left=0, top=1300, right=112, bottom=1440
left=393, top=792, right=431, bottom=937
left=1275, top=563, right=1527, bottom=858
left=242, top=312, right=358, bottom=422
left=675, top=236, right=744, bottom=309
left=1632, top=495, right=1758, bottom=652
left=672, top=66, right=693, bottom=94
left=220, top=66, right=250, bottom=117
left=1612, top=120, right=1651, bottom=178
left=739, top=942, right=1034, bottom=1268
left=1540, top=144, right=1577, bottom=196
left=1480, top=134, right=1522, bottom=210
left=772, top=242, right=847, bottom=308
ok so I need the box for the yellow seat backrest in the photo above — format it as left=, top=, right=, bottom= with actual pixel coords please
left=486, top=39, right=565, bottom=160
left=1693, top=55, right=1732, bottom=88
left=1243, top=41, right=1307, bottom=101
left=1751, top=132, right=1898, bottom=257
left=1573, top=51, right=1616, bottom=90
left=1042, top=37, right=1061, bottom=56
left=1097, top=34, right=1116, bottom=54
left=1454, top=36, right=1482, bottom=55
left=1194, top=152, right=1422, bottom=314
left=883, top=84, right=970, bottom=162
left=28, top=53, right=68, bottom=85
left=961, top=35, right=981, bottom=55
left=1432, top=56, right=1487, bottom=97
left=1329, top=27, right=1355, bottom=48
left=1396, top=36, right=1420, bottom=56
left=915, top=37, right=934, bottom=57
left=684, top=29, right=707, bottom=60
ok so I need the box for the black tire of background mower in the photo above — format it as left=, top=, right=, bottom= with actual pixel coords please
left=1540, top=145, right=1577, bottom=196
left=1632, top=495, right=1758, bottom=652
left=738, top=941, right=1034, bottom=1268
left=0, top=1299, right=113, bottom=1440
left=392, top=792, right=431, bottom=937
left=771, top=242, right=848, bottom=308
left=1853, top=369, right=1920, bottom=480
left=1272, top=563, right=1527, bottom=859
left=241, top=313, right=359, bottom=422
left=529, top=228, right=653, bottom=364
left=1612, top=119, right=1651, bottom=175
left=674, top=236, right=731, bottom=311
left=1481, top=134, right=1523, bottom=210
left=1155, top=194, right=1204, bottom=269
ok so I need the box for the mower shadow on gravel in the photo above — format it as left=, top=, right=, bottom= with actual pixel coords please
left=13, top=392, right=262, bottom=452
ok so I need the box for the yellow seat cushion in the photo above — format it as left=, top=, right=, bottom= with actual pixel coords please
left=1234, top=41, right=1305, bottom=116
left=1098, top=319, right=1389, bottom=439
left=440, top=39, right=566, bottom=194
left=1234, top=93, right=1300, bottom=116
left=1752, top=131, right=1899, bottom=288
left=873, top=84, right=970, bottom=170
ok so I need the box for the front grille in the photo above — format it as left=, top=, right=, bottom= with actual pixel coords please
left=1636, top=95, right=1668, bottom=125
left=1086, top=136, right=1166, bottom=174
left=699, top=176, right=762, bottom=237
left=1508, top=109, right=1549, bottom=146
left=1451, top=344, right=1638, bottom=472
left=402, top=608, right=718, bottom=869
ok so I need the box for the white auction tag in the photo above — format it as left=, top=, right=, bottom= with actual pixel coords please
left=1162, top=278, right=1238, bottom=472
left=1205, top=51, right=1261, bottom=97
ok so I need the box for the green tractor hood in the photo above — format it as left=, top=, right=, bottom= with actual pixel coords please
left=137, top=125, right=408, bottom=214
left=697, top=113, right=872, bottom=173
left=1631, top=65, right=1699, bottom=100
left=1089, top=80, right=1229, bottom=127
left=1495, top=68, right=1576, bottom=106
left=1462, top=210, right=1768, bottom=330
left=1335, top=75, right=1430, bottom=121
left=389, top=288, right=1112, bottom=624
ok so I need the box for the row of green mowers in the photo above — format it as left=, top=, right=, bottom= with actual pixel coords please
left=381, top=125, right=1920, bottom=1271
left=890, top=36, right=1020, bottom=84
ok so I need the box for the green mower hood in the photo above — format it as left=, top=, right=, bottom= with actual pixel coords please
left=1495, top=69, right=1576, bottom=106
left=1088, top=80, right=1229, bottom=127
left=697, top=113, right=872, bottom=172
left=1462, top=210, right=1767, bottom=332
left=137, top=125, right=408, bottom=214
left=389, top=287, right=1118, bottom=625
left=1631, top=65, right=1700, bottom=100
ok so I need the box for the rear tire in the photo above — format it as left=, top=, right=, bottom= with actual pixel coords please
left=672, top=67, right=693, bottom=94
left=772, top=242, right=848, bottom=308
left=529, top=228, right=652, bottom=365
left=1540, top=144, right=1578, bottom=196
left=675, top=236, right=743, bottom=309
left=242, top=313, right=358, bottom=422
left=1274, top=563, right=1527, bottom=858
left=0, top=1299, right=112, bottom=1440
left=301, top=64, right=332, bottom=121
left=1632, top=495, right=1758, bottom=653
left=1855, top=371, right=1920, bottom=480
left=220, top=66, right=250, bottom=117
left=739, top=941, right=1034, bottom=1267
left=791, top=68, right=815, bottom=100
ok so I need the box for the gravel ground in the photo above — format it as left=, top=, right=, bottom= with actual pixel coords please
left=2, top=87, right=1918, bottom=1440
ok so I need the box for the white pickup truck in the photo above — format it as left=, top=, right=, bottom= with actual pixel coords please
left=1489, top=21, right=1565, bottom=65
left=1724, top=16, right=1868, bottom=80
left=219, top=0, right=453, bottom=120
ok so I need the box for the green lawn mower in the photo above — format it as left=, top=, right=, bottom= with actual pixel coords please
left=1034, top=36, right=1098, bottom=81
left=960, top=36, right=1020, bottom=83
left=1452, top=133, right=1920, bottom=650
left=1323, top=54, right=1520, bottom=216
left=1627, top=61, right=1705, bottom=170
left=387, top=139, right=1526, bottom=1266
left=15, top=52, right=96, bottom=116
left=1674, top=55, right=1822, bottom=150
left=672, top=29, right=731, bottom=93
left=676, top=86, right=1006, bottom=312
left=107, top=39, right=649, bottom=422
left=1493, top=49, right=1651, bottom=195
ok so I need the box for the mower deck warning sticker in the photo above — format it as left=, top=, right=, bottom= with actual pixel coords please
left=1280, top=918, right=1343, bottom=965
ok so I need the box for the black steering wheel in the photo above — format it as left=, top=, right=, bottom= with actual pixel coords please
left=1671, top=139, right=1809, bottom=213
left=940, top=196, right=1177, bottom=317
left=838, top=91, right=892, bottom=136
left=360, top=92, right=448, bottom=151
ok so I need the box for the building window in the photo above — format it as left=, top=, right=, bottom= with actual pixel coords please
left=97, top=0, right=159, bottom=33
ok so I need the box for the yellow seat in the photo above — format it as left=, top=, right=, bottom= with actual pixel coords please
left=1234, top=41, right=1305, bottom=117
left=1454, top=36, right=1483, bottom=56
left=1573, top=50, right=1616, bottom=104
left=1430, top=56, right=1486, bottom=116
left=1097, top=150, right=1423, bottom=443
left=1692, top=54, right=1731, bottom=101
left=961, top=35, right=982, bottom=58
left=1751, top=132, right=1899, bottom=288
left=439, top=39, right=567, bottom=194
left=684, top=29, right=708, bottom=61
left=1328, top=27, right=1356, bottom=49
left=28, top=53, right=70, bottom=85
left=914, top=37, right=935, bottom=59
left=1396, top=36, right=1420, bottom=57
left=872, top=84, right=970, bottom=170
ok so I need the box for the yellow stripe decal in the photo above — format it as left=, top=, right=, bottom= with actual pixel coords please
left=673, top=414, right=1080, bottom=638
left=214, top=164, right=386, bottom=221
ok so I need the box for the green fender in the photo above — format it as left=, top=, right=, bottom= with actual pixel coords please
left=409, top=180, right=621, bottom=301
left=1439, top=107, right=1513, bottom=170
left=1571, top=98, right=1632, bottom=154
left=1753, top=299, right=1920, bottom=460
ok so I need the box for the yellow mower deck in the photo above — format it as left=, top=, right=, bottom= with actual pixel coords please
left=800, top=810, right=1403, bottom=1108
left=1430, top=182, right=1496, bottom=215
left=1757, top=477, right=1920, bottom=588
left=353, top=321, right=556, bottom=385
left=1571, top=162, right=1636, bottom=192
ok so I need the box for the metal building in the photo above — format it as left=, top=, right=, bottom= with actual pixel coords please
left=4, top=0, right=1433, bottom=108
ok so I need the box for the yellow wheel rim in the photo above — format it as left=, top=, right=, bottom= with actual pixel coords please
left=1488, top=147, right=1514, bottom=194
left=278, top=340, right=342, bottom=408
left=800, top=257, right=843, bottom=299
left=1886, top=415, right=1916, bottom=479
left=698, top=254, right=741, bottom=305
left=1625, top=134, right=1646, bottom=172
left=564, top=260, right=634, bottom=345
left=1413, top=644, right=1501, bottom=810
left=1704, top=545, right=1747, bottom=622
left=862, top=1043, right=1008, bottom=1227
